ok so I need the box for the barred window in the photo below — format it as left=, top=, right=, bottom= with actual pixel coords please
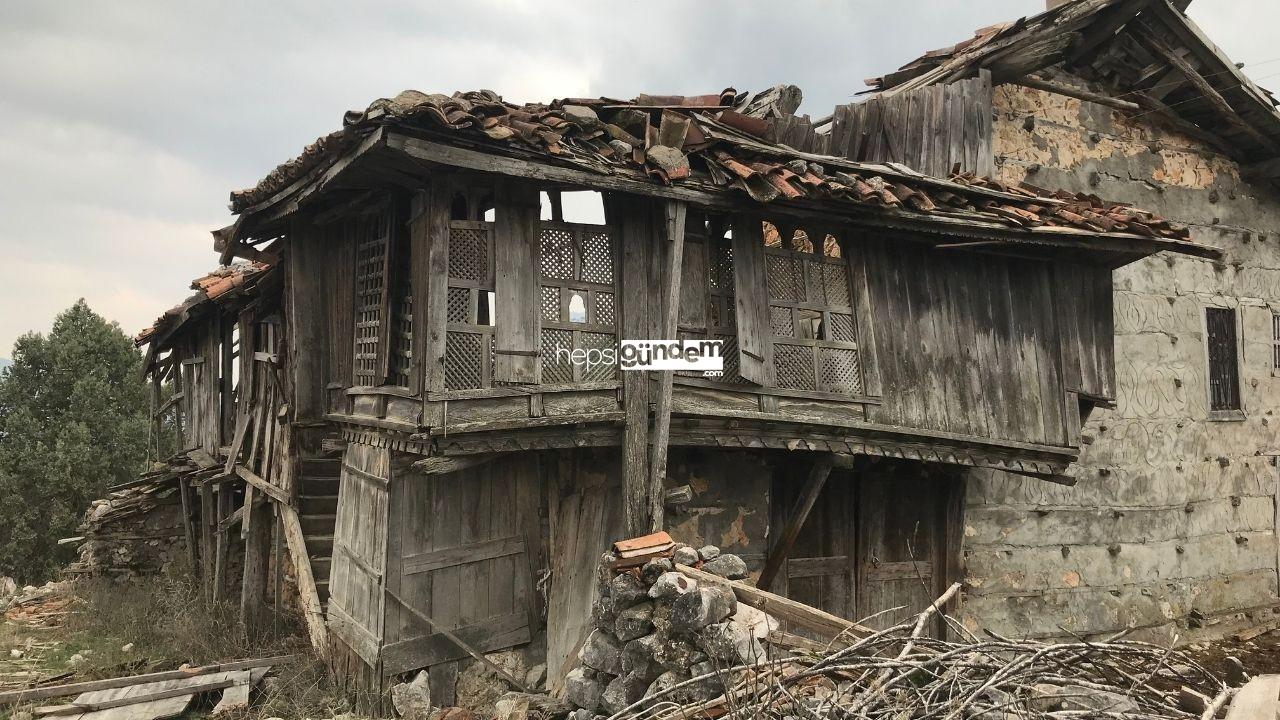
left=1206, top=307, right=1241, bottom=413
left=352, top=202, right=412, bottom=388
left=1272, top=312, right=1280, bottom=371
left=763, top=222, right=863, bottom=396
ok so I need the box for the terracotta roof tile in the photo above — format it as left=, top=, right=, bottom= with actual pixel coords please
left=136, top=262, right=271, bottom=346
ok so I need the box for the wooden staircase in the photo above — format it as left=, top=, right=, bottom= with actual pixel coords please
left=297, top=456, right=340, bottom=606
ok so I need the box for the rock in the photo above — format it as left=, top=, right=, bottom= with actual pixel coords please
left=10, top=649, right=23, bottom=659
left=609, top=573, right=649, bottom=611
left=698, top=621, right=767, bottom=665
left=69, top=653, right=85, bottom=665
left=493, top=691, right=570, bottom=720
left=564, top=667, right=604, bottom=712
left=0, top=576, right=15, bottom=603
left=698, top=545, right=721, bottom=560
left=590, top=593, right=616, bottom=634
left=568, top=710, right=595, bottom=720
left=645, top=146, right=690, bottom=180
left=621, top=635, right=663, bottom=682
left=1029, top=683, right=1138, bottom=713
left=430, top=708, right=478, bottom=720
left=640, top=558, right=673, bottom=584
left=120, top=643, right=134, bottom=653
left=1225, top=656, right=1249, bottom=687
left=600, top=674, right=648, bottom=714
left=672, top=546, right=700, bottom=566
left=615, top=601, right=656, bottom=642
left=579, top=630, right=623, bottom=676
left=670, top=586, right=736, bottom=635
left=701, top=554, right=748, bottom=580
left=645, top=670, right=701, bottom=703
left=562, top=105, right=602, bottom=131
left=390, top=669, right=434, bottom=720
left=524, top=663, right=547, bottom=691
left=652, top=634, right=702, bottom=672
left=648, top=572, right=696, bottom=600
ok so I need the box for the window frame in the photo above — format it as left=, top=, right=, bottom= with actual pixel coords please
left=1204, top=305, right=1244, bottom=421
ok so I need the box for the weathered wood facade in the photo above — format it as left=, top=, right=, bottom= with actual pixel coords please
left=135, top=68, right=1216, bottom=705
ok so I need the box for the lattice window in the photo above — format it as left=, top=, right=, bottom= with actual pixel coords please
left=677, top=216, right=744, bottom=382
left=764, top=222, right=864, bottom=396
left=539, top=221, right=619, bottom=383
left=445, top=221, right=496, bottom=391
left=388, top=216, right=413, bottom=388
left=1206, top=307, right=1241, bottom=412
left=352, top=207, right=393, bottom=387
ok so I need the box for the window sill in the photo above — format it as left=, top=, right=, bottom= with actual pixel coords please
left=1208, top=409, right=1246, bottom=422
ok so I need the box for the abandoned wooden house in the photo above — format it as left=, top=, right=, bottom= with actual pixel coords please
left=125, top=0, right=1280, bottom=705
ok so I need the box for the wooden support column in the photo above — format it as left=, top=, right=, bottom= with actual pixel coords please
left=200, top=481, right=215, bottom=600
left=648, top=201, right=687, bottom=533
left=610, top=194, right=655, bottom=536
left=212, top=484, right=233, bottom=602
left=288, top=214, right=327, bottom=421
left=239, top=497, right=271, bottom=631
left=179, top=476, right=199, bottom=577
left=494, top=181, right=542, bottom=384
left=758, top=456, right=835, bottom=592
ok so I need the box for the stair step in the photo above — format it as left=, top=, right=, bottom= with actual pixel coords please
left=301, top=476, right=340, bottom=495
left=299, top=494, right=339, bottom=515
left=306, top=535, right=334, bottom=555
left=300, top=514, right=336, bottom=536
left=299, top=458, right=341, bottom=477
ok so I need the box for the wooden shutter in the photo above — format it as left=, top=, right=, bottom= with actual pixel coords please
left=731, top=217, right=774, bottom=385
left=328, top=442, right=392, bottom=665
left=493, top=182, right=541, bottom=384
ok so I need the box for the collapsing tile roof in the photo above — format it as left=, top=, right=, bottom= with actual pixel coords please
left=136, top=262, right=272, bottom=346
left=231, top=86, right=1198, bottom=246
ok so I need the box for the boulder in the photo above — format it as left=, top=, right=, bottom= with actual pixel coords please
left=564, top=668, right=605, bottom=712
left=698, top=621, right=766, bottom=665
left=698, top=545, right=721, bottom=560
left=493, top=691, right=571, bottom=720
left=615, top=601, right=656, bottom=642
left=640, top=558, right=673, bottom=584
left=673, top=546, right=700, bottom=566
left=524, top=663, right=547, bottom=691
left=648, top=572, right=696, bottom=601
left=609, top=573, right=649, bottom=611
left=702, top=554, right=748, bottom=580
left=590, top=593, right=616, bottom=634
left=621, top=635, right=663, bottom=682
left=600, top=673, right=648, bottom=714
left=579, top=629, right=623, bottom=676
left=670, top=586, right=736, bottom=635
left=390, top=670, right=434, bottom=720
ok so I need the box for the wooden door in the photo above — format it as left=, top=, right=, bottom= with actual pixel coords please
left=381, top=456, right=542, bottom=676
left=855, top=468, right=950, bottom=633
left=771, top=468, right=857, bottom=624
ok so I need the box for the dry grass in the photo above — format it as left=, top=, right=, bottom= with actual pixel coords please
left=2, top=569, right=354, bottom=719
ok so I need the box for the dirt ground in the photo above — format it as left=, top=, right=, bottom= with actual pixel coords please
left=1185, top=626, right=1280, bottom=678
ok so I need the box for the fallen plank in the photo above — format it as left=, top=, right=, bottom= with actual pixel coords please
left=36, top=676, right=237, bottom=719
left=1235, top=619, right=1280, bottom=643
left=0, top=655, right=295, bottom=704
left=676, top=563, right=873, bottom=639
left=210, top=669, right=264, bottom=716
left=1225, top=675, right=1280, bottom=720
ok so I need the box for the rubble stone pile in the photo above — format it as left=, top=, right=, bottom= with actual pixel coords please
left=66, top=471, right=187, bottom=579
left=563, top=536, right=776, bottom=718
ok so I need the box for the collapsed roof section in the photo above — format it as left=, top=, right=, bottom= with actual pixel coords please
left=225, top=83, right=1216, bottom=263
left=136, top=262, right=274, bottom=349
left=865, top=0, right=1280, bottom=171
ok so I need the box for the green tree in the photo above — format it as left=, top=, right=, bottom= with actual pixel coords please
left=0, top=300, right=149, bottom=583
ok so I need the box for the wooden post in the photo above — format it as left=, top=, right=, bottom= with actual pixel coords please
left=178, top=476, right=199, bottom=576
left=419, top=181, right=453, bottom=395
left=200, top=480, right=215, bottom=600
left=758, top=456, right=835, bottom=591
left=212, top=484, right=233, bottom=602
left=240, top=497, right=271, bottom=631
left=272, top=507, right=283, bottom=630
left=493, top=181, right=542, bottom=384
left=612, top=195, right=654, bottom=536
left=279, top=503, right=329, bottom=660
left=647, top=201, right=687, bottom=533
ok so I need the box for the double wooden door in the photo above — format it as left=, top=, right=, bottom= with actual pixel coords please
left=771, top=460, right=961, bottom=634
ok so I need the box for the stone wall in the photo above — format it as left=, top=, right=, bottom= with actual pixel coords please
left=662, top=448, right=773, bottom=580
left=960, top=73, right=1280, bottom=642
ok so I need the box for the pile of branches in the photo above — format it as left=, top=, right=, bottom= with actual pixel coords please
left=611, top=584, right=1231, bottom=720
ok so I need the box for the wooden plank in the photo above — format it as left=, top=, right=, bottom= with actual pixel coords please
left=403, top=535, right=525, bottom=575
left=383, top=587, right=528, bottom=690
left=648, top=201, right=687, bottom=533
left=239, top=499, right=271, bottom=627
left=786, top=556, right=852, bottom=579
left=758, top=456, right=835, bottom=591
left=280, top=504, right=329, bottom=661
left=420, top=182, right=453, bottom=394
left=1224, top=675, right=1280, bottom=720
left=731, top=215, right=774, bottom=386
left=493, top=181, right=541, bottom=384
left=675, top=563, right=871, bottom=640
left=0, top=658, right=294, bottom=705
left=35, top=679, right=236, bottom=718
left=233, top=465, right=291, bottom=505
left=199, top=481, right=215, bottom=600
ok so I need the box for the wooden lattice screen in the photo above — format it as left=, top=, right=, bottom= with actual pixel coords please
left=764, top=224, right=864, bottom=396
left=1206, top=307, right=1240, bottom=412
left=538, top=222, right=618, bottom=384
left=353, top=208, right=394, bottom=387
left=444, top=220, right=496, bottom=391
left=388, top=234, right=413, bottom=389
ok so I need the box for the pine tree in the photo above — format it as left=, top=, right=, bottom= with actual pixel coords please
left=0, top=300, right=148, bottom=582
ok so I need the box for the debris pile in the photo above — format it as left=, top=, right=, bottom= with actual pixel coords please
left=607, top=586, right=1234, bottom=720
left=65, top=464, right=188, bottom=579
left=564, top=532, right=774, bottom=718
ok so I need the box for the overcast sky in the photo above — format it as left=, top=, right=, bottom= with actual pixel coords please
left=0, top=1, right=1276, bottom=355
